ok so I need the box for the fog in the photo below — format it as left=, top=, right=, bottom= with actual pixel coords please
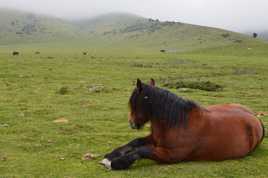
left=0, top=0, right=267, bottom=32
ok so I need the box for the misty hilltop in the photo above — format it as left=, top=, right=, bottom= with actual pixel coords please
left=0, top=8, right=259, bottom=51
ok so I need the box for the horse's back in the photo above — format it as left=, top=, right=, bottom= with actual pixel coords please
left=193, top=103, right=264, bottom=160
left=207, top=103, right=254, bottom=115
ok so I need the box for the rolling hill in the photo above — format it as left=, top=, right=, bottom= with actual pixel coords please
left=0, top=8, right=80, bottom=44
left=74, top=12, right=147, bottom=34
left=0, top=8, right=260, bottom=51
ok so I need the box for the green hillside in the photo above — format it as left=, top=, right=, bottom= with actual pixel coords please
left=0, top=8, right=262, bottom=51
left=0, top=8, right=79, bottom=44
left=74, top=12, right=256, bottom=51
left=75, top=12, right=146, bottom=34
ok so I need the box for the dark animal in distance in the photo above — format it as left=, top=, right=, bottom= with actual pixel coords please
left=83, top=52, right=87, bottom=55
left=253, top=33, right=258, bottom=38
left=160, top=49, right=166, bottom=53
left=35, top=51, right=40, bottom=55
left=101, top=79, right=265, bottom=170
left=12, top=51, right=19, bottom=56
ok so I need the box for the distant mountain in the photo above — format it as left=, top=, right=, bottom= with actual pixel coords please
left=0, top=8, right=80, bottom=44
left=78, top=13, right=252, bottom=51
left=0, top=8, right=259, bottom=50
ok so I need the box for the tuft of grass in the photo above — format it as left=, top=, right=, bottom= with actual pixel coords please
left=163, top=80, right=223, bottom=92
left=57, top=86, right=69, bottom=95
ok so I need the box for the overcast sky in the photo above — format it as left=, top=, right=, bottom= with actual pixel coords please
left=0, top=0, right=267, bottom=32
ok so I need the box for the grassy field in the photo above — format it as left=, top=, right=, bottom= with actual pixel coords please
left=0, top=40, right=268, bottom=178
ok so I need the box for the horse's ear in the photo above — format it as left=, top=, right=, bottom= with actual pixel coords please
left=136, top=78, right=142, bottom=92
left=149, top=78, right=155, bottom=86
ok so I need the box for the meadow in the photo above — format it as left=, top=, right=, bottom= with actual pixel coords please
left=0, top=40, right=268, bottom=178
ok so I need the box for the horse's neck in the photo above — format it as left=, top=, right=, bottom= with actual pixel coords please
left=150, top=120, right=166, bottom=131
left=149, top=108, right=206, bottom=146
left=150, top=107, right=205, bottom=134
left=150, top=119, right=190, bottom=146
left=150, top=120, right=167, bottom=142
left=150, top=119, right=176, bottom=137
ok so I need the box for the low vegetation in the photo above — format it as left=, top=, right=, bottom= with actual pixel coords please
left=163, top=80, right=223, bottom=91
left=57, top=86, right=70, bottom=95
left=0, top=40, right=267, bottom=177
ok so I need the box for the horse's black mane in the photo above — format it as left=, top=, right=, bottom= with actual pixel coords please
left=129, top=83, right=199, bottom=127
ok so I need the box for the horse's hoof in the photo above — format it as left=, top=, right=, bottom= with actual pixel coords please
left=100, top=158, right=112, bottom=170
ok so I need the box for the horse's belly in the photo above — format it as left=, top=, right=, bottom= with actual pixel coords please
left=189, top=110, right=262, bottom=161
left=190, top=132, right=250, bottom=161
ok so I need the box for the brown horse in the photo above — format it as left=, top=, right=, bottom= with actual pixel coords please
left=101, top=79, right=265, bottom=170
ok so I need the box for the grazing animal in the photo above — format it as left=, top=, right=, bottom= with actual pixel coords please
left=12, top=51, right=19, bottom=56
left=83, top=52, right=87, bottom=55
left=35, top=51, right=40, bottom=55
left=101, top=79, right=264, bottom=170
left=160, top=49, right=166, bottom=53
left=253, top=33, right=258, bottom=38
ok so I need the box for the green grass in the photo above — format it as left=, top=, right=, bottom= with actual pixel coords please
left=0, top=40, right=268, bottom=178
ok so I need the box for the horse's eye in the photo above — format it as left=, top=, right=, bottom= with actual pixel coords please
left=144, top=96, right=149, bottom=100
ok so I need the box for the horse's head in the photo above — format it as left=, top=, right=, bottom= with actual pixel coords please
left=128, top=78, right=155, bottom=129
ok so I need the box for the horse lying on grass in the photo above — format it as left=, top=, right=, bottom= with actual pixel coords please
left=101, top=79, right=265, bottom=170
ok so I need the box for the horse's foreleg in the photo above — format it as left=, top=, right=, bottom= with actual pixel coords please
left=109, top=146, right=152, bottom=170
left=108, top=145, right=192, bottom=170
left=101, top=136, right=152, bottom=168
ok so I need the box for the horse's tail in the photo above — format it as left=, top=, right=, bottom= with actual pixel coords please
left=259, top=119, right=265, bottom=144
left=248, top=118, right=265, bottom=154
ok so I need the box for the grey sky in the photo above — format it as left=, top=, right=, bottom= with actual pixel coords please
left=0, top=0, right=267, bottom=32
